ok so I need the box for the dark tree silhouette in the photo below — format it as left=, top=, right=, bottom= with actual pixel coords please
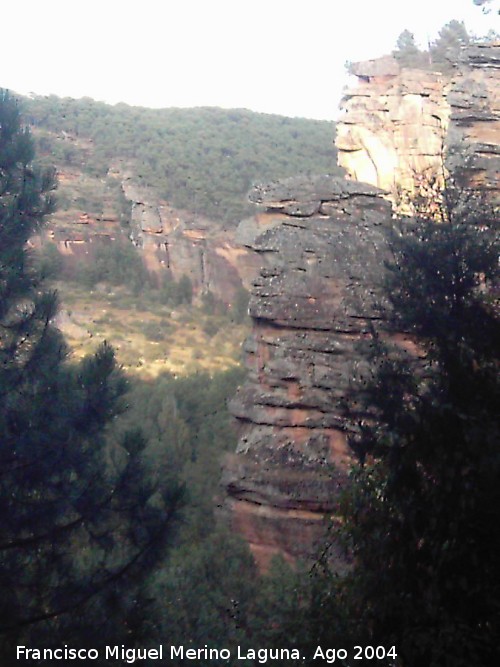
left=0, top=90, right=182, bottom=660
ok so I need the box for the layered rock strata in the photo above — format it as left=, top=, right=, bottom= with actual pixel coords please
left=337, top=57, right=449, bottom=205
left=119, top=170, right=250, bottom=300
left=446, top=43, right=500, bottom=204
left=221, top=175, right=392, bottom=569
left=337, top=44, right=500, bottom=207
left=47, top=164, right=256, bottom=304
left=222, top=44, right=499, bottom=568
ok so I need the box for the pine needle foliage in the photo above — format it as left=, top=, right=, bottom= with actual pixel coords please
left=0, top=90, right=183, bottom=659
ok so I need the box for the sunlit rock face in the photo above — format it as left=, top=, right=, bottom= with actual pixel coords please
left=221, top=175, right=392, bottom=569
left=337, top=56, right=450, bottom=207
left=337, top=44, right=500, bottom=208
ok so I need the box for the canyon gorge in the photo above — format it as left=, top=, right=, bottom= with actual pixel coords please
left=30, top=42, right=499, bottom=567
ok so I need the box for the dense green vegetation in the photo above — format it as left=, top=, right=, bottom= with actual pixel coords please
left=347, top=194, right=499, bottom=667
left=24, top=97, right=339, bottom=224
left=112, top=368, right=246, bottom=539
left=0, top=90, right=184, bottom=657
left=287, top=182, right=500, bottom=666
left=2, top=15, right=498, bottom=663
left=0, top=92, right=304, bottom=662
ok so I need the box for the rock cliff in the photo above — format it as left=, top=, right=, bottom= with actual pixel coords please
left=221, top=175, right=393, bottom=568
left=337, top=43, right=500, bottom=207
left=45, top=163, right=256, bottom=304
left=118, top=168, right=251, bottom=300
left=336, top=57, right=449, bottom=206
left=222, top=43, right=499, bottom=569
left=446, top=43, right=500, bottom=203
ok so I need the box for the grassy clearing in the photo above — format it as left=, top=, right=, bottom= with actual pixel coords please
left=54, top=283, right=249, bottom=378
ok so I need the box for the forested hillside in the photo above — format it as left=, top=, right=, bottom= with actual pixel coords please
left=24, top=96, right=339, bottom=223
left=18, top=96, right=341, bottom=377
left=0, top=91, right=305, bottom=659
left=2, top=15, right=498, bottom=663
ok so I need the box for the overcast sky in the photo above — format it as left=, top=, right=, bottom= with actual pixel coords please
left=1, top=0, right=498, bottom=120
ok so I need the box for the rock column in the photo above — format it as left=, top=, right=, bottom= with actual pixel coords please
left=221, top=175, right=392, bottom=569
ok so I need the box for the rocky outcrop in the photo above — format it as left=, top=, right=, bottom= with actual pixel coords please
left=337, top=44, right=500, bottom=207
left=46, top=163, right=256, bottom=304
left=337, top=57, right=450, bottom=206
left=223, top=44, right=498, bottom=569
left=221, top=175, right=392, bottom=569
left=446, top=43, right=500, bottom=203
left=118, top=170, right=256, bottom=300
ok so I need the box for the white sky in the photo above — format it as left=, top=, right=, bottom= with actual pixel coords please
left=1, top=0, right=498, bottom=120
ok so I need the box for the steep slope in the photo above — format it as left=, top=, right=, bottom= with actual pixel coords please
left=25, top=97, right=341, bottom=303
left=336, top=56, right=450, bottom=206
left=26, top=98, right=339, bottom=224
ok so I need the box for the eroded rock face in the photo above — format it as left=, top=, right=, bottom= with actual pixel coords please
left=337, top=57, right=449, bottom=204
left=446, top=43, right=500, bottom=203
left=222, top=45, right=498, bottom=569
left=337, top=44, right=500, bottom=207
left=120, top=170, right=269, bottom=301
left=221, top=175, right=392, bottom=569
left=43, top=163, right=256, bottom=304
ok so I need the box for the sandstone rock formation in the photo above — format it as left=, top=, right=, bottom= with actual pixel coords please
left=221, top=175, right=392, bottom=569
left=118, top=169, right=257, bottom=300
left=45, top=163, right=256, bottom=304
left=446, top=43, right=500, bottom=204
left=223, top=43, right=499, bottom=569
left=40, top=45, right=498, bottom=318
left=337, top=43, right=500, bottom=207
left=337, top=57, right=449, bottom=205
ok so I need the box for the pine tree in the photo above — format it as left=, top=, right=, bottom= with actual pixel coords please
left=430, top=20, right=470, bottom=73
left=393, top=30, right=429, bottom=69
left=343, top=183, right=499, bottom=666
left=0, top=91, right=182, bottom=659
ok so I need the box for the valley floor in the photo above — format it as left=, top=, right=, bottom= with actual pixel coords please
left=54, top=282, right=249, bottom=377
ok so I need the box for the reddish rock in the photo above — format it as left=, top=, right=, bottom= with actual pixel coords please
left=222, top=44, right=499, bottom=569
left=220, top=175, right=393, bottom=567
left=337, top=43, right=499, bottom=209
